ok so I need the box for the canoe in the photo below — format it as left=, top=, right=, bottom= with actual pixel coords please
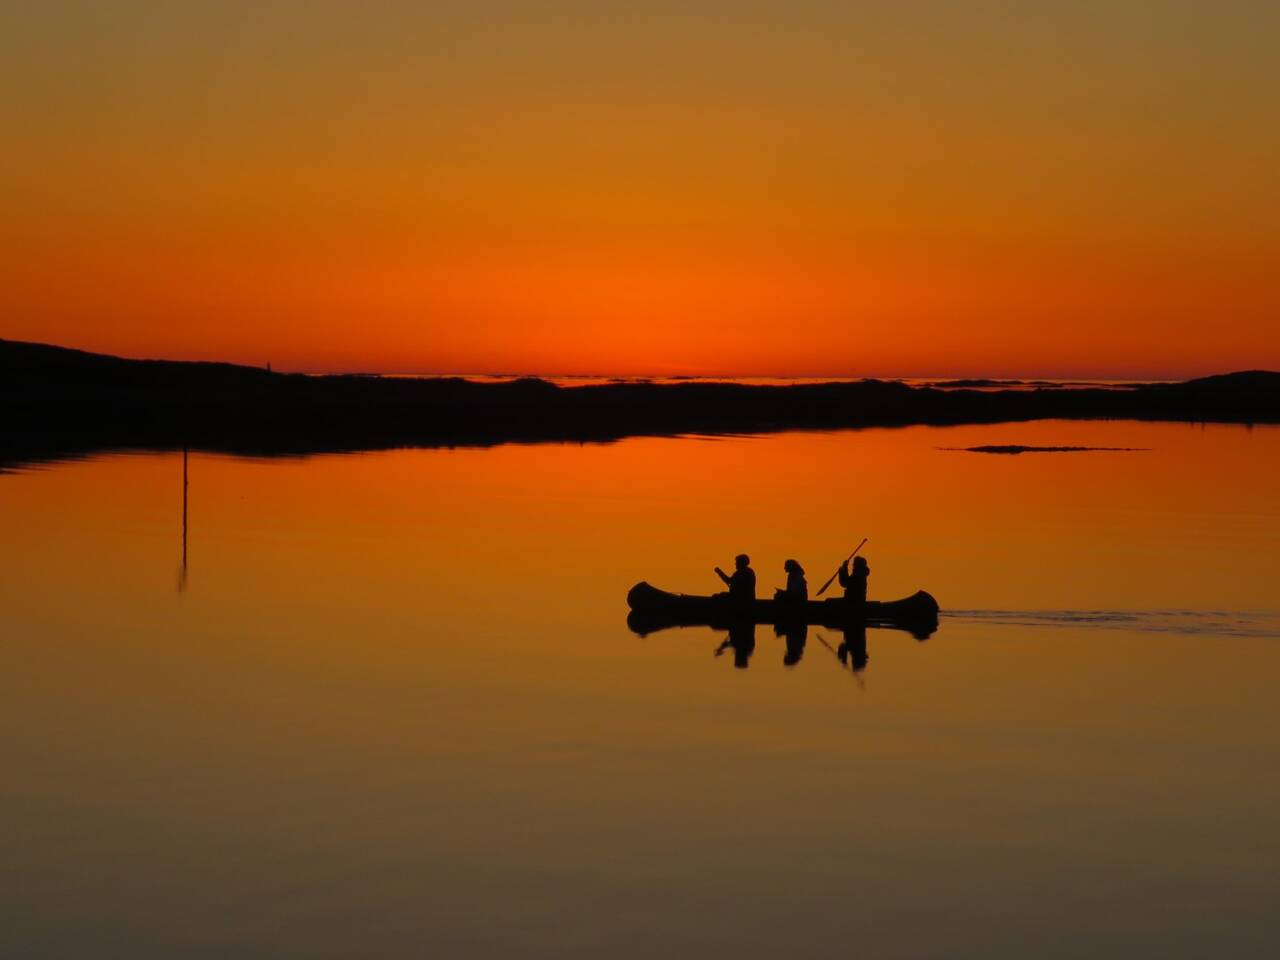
left=626, top=581, right=940, bottom=639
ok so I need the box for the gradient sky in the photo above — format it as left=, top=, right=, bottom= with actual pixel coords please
left=2, top=1, right=1277, bottom=376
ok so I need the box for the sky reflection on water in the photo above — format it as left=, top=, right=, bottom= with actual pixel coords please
left=2, top=420, right=1278, bottom=957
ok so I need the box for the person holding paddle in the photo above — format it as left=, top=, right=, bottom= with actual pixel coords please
left=816, top=538, right=868, bottom=598
left=838, top=555, right=871, bottom=606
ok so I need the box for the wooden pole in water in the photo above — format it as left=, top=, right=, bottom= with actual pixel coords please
left=179, top=445, right=188, bottom=593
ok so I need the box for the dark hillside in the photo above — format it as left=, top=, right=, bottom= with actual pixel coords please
left=4, top=338, right=1278, bottom=470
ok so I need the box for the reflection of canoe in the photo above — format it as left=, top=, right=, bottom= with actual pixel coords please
left=626, top=581, right=940, bottom=639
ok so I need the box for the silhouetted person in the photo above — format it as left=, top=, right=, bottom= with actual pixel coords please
left=778, top=621, right=808, bottom=667
left=838, top=555, right=870, bottom=607
left=715, top=621, right=757, bottom=669
left=773, top=559, right=808, bottom=602
left=838, top=625, right=869, bottom=673
left=714, top=553, right=756, bottom=606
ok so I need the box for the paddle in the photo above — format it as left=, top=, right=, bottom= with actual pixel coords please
left=816, top=631, right=867, bottom=689
left=814, top=632, right=845, bottom=667
left=815, top=538, right=868, bottom=597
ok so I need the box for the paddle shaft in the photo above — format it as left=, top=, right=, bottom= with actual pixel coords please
left=815, top=632, right=843, bottom=664
left=815, top=538, right=868, bottom=597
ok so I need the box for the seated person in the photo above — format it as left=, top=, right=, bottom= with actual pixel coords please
left=714, top=553, right=756, bottom=605
left=773, top=558, right=808, bottom=602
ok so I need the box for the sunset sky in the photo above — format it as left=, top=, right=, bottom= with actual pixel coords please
left=2, top=1, right=1277, bottom=377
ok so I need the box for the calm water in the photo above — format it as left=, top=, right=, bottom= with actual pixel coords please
left=3, top=420, right=1279, bottom=957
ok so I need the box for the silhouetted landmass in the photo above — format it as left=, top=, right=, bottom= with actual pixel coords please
left=3, top=338, right=1279, bottom=471
left=928, top=378, right=1138, bottom=389
left=929, top=378, right=1030, bottom=388
left=945, top=445, right=1149, bottom=455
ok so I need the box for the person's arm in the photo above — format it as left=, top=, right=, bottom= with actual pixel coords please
left=837, top=563, right=850, bottom=587
left=715, top=567, right=732, bottom=586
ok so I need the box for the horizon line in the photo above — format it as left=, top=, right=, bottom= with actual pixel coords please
left=2, top=336, right=1268, bottom=385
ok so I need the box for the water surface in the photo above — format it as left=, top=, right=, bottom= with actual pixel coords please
left=3, top=420, right=1278, bottom=957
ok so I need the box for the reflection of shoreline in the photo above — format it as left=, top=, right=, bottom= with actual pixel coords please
left=945, top=610, right=1280, bottom=639
left=3, top=338, right=1279, bottom=472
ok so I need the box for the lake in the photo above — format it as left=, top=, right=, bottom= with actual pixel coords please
left=3, top=419, right=1279, bottom=957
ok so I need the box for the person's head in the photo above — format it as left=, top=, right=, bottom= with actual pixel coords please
left=784, top=558, right=803, bottom=575
left=852, top=556, right=869, bottom=573
left=735, top=553, right=750, bottom=570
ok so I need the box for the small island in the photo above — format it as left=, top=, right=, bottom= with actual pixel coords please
left=945, top=445, right=1150, bottom=455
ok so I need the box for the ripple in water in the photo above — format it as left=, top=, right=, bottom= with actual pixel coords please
left=943, top=609, right=1280, bottom=638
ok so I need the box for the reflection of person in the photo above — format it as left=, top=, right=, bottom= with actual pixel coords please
left=714, top=554, right=756, bottom=606
left=715, top=621, right=757, bottom=669
left=838, top=555, right=870, bottom=606
left=779, top=621, right=808, bottom=667
left=773, top=559, right=808, bottom=602
left=838, top=625, right=869, bottom=673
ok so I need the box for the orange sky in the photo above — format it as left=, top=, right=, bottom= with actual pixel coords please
left=2, top=2, right=1277, bottom=377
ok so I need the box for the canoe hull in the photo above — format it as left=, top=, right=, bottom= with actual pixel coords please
left=626, top=581, right=940, bottom=639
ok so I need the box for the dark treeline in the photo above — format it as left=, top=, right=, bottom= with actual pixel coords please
left=4, top=338, right=1279, bottom=470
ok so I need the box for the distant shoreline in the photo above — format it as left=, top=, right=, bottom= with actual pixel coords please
left=4, top=338, right=1279, bottom=471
